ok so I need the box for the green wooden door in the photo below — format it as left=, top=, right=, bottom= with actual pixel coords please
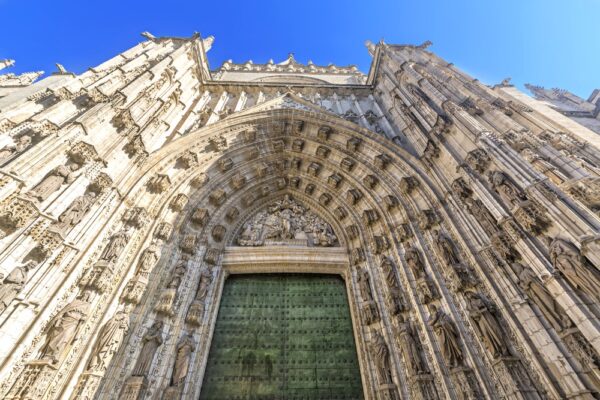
left=200, top=274, right=364, bottom=400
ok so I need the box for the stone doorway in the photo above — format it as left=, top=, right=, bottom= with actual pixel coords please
left=199, top=274, right=364, bottom=399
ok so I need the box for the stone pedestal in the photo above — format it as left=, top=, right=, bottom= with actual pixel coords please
left=119, top=376, right=147, bottom=400
left=449, top=366, right=481, bottom=400
left=6, top=360, right=57, bottom=400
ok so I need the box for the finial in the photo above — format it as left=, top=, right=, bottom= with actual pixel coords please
left=417, top=40, right=433, bottom=50
left=203, top=35, right=215, bottom=50
left=55, top=63, right=68, bottom=74
left=365, top=40, right=376, bottom=56
left=500, top=77, right=512, bottom=87
left=0, top=59, right=15, bottom=71
left=141, top=31, right=156, bottom=41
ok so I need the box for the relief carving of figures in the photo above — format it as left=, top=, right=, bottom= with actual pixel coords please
left=0, top=261, right=36, bottom=313
left=38, top=292, right=91, bottom=364
left=549, top=237, right=600, bottom=301
left=488, top=171, right=527, bottom=208
left=428, top=305, right=463, bottom=368
left=405, top=247, right=425, bottom=278
left=99, top=228, right=130, bottom=264
left=0, top=135, right=31, bottom=164
left=237, top=195, right=337, bottom=247
left=28, top=164, right=79, bottom=202
left=370, top=331, right=394, bottom=384
left=51, top=192, right=97, bottom=233
left=135, top=241, right=161, bottom=278
left=398, top=318, right=428, bottom=374
left=132, top=321, right=164, bottom=377
left=465, top=291, right=511, bottom=358
left=169, top=332, right=196, bottom=387
left=86, top=311, right=129, bottom=373
left=511, top=263, right=571, bottom=331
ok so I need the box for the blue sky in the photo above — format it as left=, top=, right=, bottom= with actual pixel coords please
left=1, top=0, right=598, bottom=98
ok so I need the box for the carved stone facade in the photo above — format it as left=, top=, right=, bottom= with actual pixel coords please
left=0, top=32, right=599, bottom=400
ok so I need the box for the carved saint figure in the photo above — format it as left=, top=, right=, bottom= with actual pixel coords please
left=87, top=311, right=129, bottom=372
left=549, top=237, right=600, bottom=301
left=357, top=267, right=374, bottom=302
left=405, top=247, right=425, bottom=278
left=512, top=263, right=571, bottom=331
left=135, top=241, right=161, bottom=278
left=132, top=320, right=164, bottom=377
left=489, top=171, right=527, bottom=207
left=99, top=228, right=130, bottom=264
left=398, top=319, right=428, bottom=374
left=0, top=135, right=31, bottom=164
left=39, top=293, right=91, bottom=364
left=435, top=231, right=460, bottom=266
left=167, top=260, right=187, bottom=290
left=370, top=331, right=393, bottom=384
left=466, top=199, right=498, bottom=236
left=53, top=192, right=96, bottom=232
left=29, top=163, right=79, bottom=202
left=381, top=257, right=399, bottom=289
left=196, top=269, right=212, bottom=301
left=465, top=292, right=510, bottom=358
left=428, top=305, right=463, bottom=368
left=170, top=332, right=196, bottom=386
left=0, top=261, right=36, bottom=313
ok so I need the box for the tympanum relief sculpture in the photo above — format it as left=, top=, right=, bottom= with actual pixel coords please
left=236, top=195, right=337, bottom=246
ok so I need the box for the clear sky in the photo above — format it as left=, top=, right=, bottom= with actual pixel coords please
left=1, top=0, right=598, bottom=98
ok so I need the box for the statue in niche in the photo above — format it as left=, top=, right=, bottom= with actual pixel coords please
left=434, top=230, right=461, bottom=266
left=466, top=199, right=499, bottom=235
left=511, top=262, right=571, bottom=331
left=405, top=247, right=425, bottom=278
left=465, top=291, right=511, bottom=358
left=0, top=260, right=36, bottom=313
left=196, top=269, right=212, bottom=301
left=0, top=135, right=31, bottom=164
left=99, top=228, right=130, bottom=264
left=357, top=267, right=374, bottom=302
left=167, top=259, right=187, bottom=290
left=381, top=257, right=399, bottom=289
left=135, top=241, right=161, bottom=278
left=170, top=332, right=196, bottom=386
left=398, top=318, right=428, bottom=374
left=237, top=195, right=337, bottom=247
left=370, top=331, right=393, bottom=384
left=39, top=291, right=91, bottom=364
left=549, top=237, right=600, bottom=302
left=428, top=305, right=463, bottom=368
left=488, top=171, right=527, bottom=207
left=86, top=311, right=129, bottom=372
left=132, top=320, right=164, bottom=377
left=28, top=163, right=80, bottom=202
left=52, top=192, right=97, bottom=233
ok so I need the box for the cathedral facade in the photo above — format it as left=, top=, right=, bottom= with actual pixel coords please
left=0, top=32, right=599, bottom=399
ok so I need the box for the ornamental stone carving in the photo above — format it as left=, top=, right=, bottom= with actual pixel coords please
left=428, top=305, right=463, bottom=368
left=0, top=135, right=31, bottom=164
left=488, top=170, right=527, bottom=207
left=51, top=192, right=97, bottom=234
left=465, top=291, right=511, bottom=358
left=549, top=237, right=600, bottom=302
left=398, top=318, right=429, bottom=374
left=131, top=321, right=164, bottom=377
left=67, top=141, right=100, bottom=165
left=169, top=194, right=188, bottom=212
left=370, top=331, right=395, bottom=386
left=465, top=148, right=491, bottom=173
left=28, top=164, right=79, bottom=202
left=86, top=311, right=129, bottom=373
left=168, top=332, right=196, bottom=388
left=88, top=172, right=113, bottom=194
left=0, top=261, right=36, bottom=313
left=123, top=207, right=148, bottom=228
left=0, top=197, right=38, bottom=236
left=237, top=195, right=337, bottom=247
left=148, top=174, right=171, bottom=193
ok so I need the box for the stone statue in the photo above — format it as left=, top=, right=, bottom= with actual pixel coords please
left=135, top=241, right=161, bottom=278
left=0, top=261, right=36, bottom=313
left=87, top=311, right=129, bottom=372
left=167, top=260, right=187, bottom=290
left=381, top=257, right=399, bottom=289
left=434, top=231, right=461, bottom=266
left=465, top=292, right=510, bottom=358
left=0, top=135, right=31, bottom=164
left=405, top=247, right=425, bottom=278
left=132, top=320, right=164, bottom=377
left=170, top=332, right=196, bottom=386
left=99, top=228, right=130, bottom=264
left=29, top=163, right=79, bottom=202
left=370, top=331, right=393, bottom=384
left=357, top=267, right=374, bottom=302
left=428, top=305, right=463, bottom=368
left=398, top=319, right=428, bottom=374
left=466, top=199, right=498, bottom=235
left=489, top=171, right=527, bottom=207
left=196, top=269, right=212, bottom=301
left=53, top=192, right=97, bottom=233
left=549, top=237, right=600, bottom=301
left=39, top=292, right=91, bottom=364
left=512, top=263, right=571, bottom=331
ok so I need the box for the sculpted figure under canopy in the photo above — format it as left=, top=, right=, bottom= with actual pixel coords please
left=428, top=305, right=463, bottom=368
left=87, top=311, right=129, bottom=372
left=370, top=331, right=393, bottom=384
left=170, top=332, right=196, bottom=386
left=39, top=292, right=91, bottom=364
left=549, top=237, right=600, bottom=301
left=132, top=320, right=164, bottom=377
left=465, top=291, right=510, bottom=358
left=0, top=260, right=36, bottom=313
left=99, top=228, right=130, bottom=264
left=29, top=163, right=79, bottom=202
left=53, top=192, right=96, bottom=233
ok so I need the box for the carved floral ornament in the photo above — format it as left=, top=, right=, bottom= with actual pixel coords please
left=236, top=195, right=338, bottom=247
